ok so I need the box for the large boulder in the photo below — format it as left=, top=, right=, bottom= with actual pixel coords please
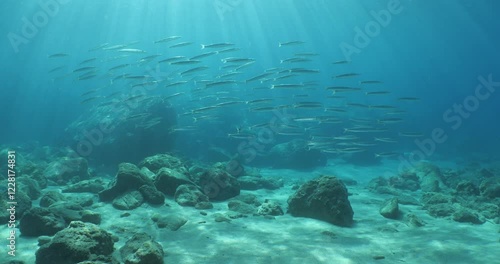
left=415, top=162, right=445, bottom=192
left=196, top=168, right=240, bottom=201
left=154, top=168, right=194, bottom=196
left=99, top=163, right=153, bottom=202
left=35, top=221, right=115, bottom=264
left=62, top=178, right=106, bottom=194
left=119, top=233, right=164, bottom=264
left=174, top=184, right=210, bottom=207
left=287, top=176, right=354, bottom=227
left=139, top=154, right=187, bottom=174
left=43, top=157, right=90, bottom=183
left=258, top=139, right=327, bottom=170
left=19, top=207, right=66, bottom=237
left=63, top=97, right=177, bottom=166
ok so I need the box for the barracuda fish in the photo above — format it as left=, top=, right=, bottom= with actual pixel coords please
left=289, top=68, right=319, bottom=74
left=374, top=137, right=398, bottom=143
left=366, top=91, right=390, bottom=95
left=398, top=132, right=424, bottom=137
left=79, top=58, right=97, bottom=65
left=169, top=42, right=193, bottom=48
left=48, top=53, right=69, bottom=58
left=292, top=117, right=320, bottom=122
left=324, top=107, right=347, bottom=113
left=278, top=40, right=305, bottom=47
left=369, top=105, right=397, bottom=110
left=245, top=72, right=275, bottom=83
left=385, top=110, right=407, bottom=115
left=228, top=133, right=255, bottom=139
left=138, top=54, right=161, bottom=63
left=344, top=128, right=388, bottom=133
left=293, top=103, right=323, bottom=109
left=108, top=64, right=130, bottom=71
left=375, top=152, right=400, bottom=158
left=88, top=43, right=109, bottom=51
left=165, top=81, right=188, bottom=88
left=332, top=60, right=350, bottom=64
left=246, top=98, right=274, bottom=104
left=271, top=84, right=304, bottom=89
left=334, top=73, right=360, bottom=78
left=273, top=74, right=297, bottom=81
left=171, top=60, right=201, bottom=65
left=218, top=72, right=243, bottom=79
left=249, top=106, right=278, bottom=112
left=201, top=43, right=234, bottom=49
left=295, top=53, right=319, bottom=57
left=103, top=44, right=128, bottom=50
left=154, top=36, right=181, bottom=43
left=378, top=118, right=404, bottom=124
left=77, top=74, right=98, bottom=80
left=333, top=135, right=359, bottom=140
left=338, top=147, right=366, bottom=153
left=122, top=95, right=146, bottom=102
left=235, top=61, right=255, bottom=71
left=328, top=87, right=362, bottom=94
left=80, top=90, right=98, bottom=97
left=164, top=92, right=185, bottom=99
left=346, top=103, right=370, bottom=108
left=221, top=57, right=255, bottom=63
left=73, top=66, right=96, bottom=73
left=158, top=56, right=186, bottom=63
left=190, top=51, right=217, bottom=60
left=215, top=101, right=244, bottom=107
left=398, top=97, right=421, bottom=101
left=206, top=80, right=236, bottom=88
left=180, top=66, right=209, bottom=76
left=118, top=48, right=146, bottom=53
left=360, top=80, right=383, bottom=84
left=169, top=126, right=198, bottom=133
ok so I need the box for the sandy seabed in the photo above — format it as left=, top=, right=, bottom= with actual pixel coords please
left=4, top=160, right=499, bottom=264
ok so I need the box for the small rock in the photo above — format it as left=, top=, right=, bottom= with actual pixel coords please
left=151, top=214, right=187, bottom=231
left=213, top=213, right=231, bottom=223
left=452, top=209, right=485, bottom=224
left=112, top=191, right=144, bottom=210
left=138, top=185, right=165, bottom=205
left=174, top=184, right=210, bottom=207
left=380, top=197, right=399, bottom=219
left=257, top=200, right=284, bottom=216
left=228, top=200, right=257, bottom=215
left=405, top=213, right=425, bottom=227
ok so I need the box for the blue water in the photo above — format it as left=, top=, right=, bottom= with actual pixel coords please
left=1, top=0, right=499, bottom=160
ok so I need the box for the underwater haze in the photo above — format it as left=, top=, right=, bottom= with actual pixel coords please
left=1, top=1, right=500, bottom=263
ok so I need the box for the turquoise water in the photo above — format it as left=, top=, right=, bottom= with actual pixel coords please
left=1, top=0, right=499, bottom=161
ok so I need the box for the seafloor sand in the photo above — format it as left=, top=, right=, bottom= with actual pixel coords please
left=4, top=160, right=499, bottom=264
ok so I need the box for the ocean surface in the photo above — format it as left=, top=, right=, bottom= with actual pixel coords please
left=1, top=1, right=499, bottom=263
